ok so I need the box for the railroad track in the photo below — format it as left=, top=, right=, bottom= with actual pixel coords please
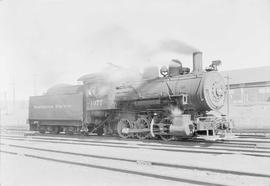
left=0, top=150, right=230, bottom=186
left=3, top=129, right=270, bottom=146
left=2, top=127, right=270, bottom=149
left=1, top=139, right=270, bottom=186
left=1, top=126, right=270, bottom=144
left=1, top=131, right=270, bottom=186
left=1, top=134, right=270, bottom=158
left=1, top=142, right=270, bottom=179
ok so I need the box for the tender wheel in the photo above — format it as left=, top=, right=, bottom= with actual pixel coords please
left=65, top=126, right=75, bottom=135
left=117, top=119, right=133, bottom=139
left=38, top=125, right=46, bottom=134
left=47, top=126, right=54, bottom=133
left=135, top=118, right=150, bottom=140
left=39, top=129, right=45, bottom=134
left=52, top=126, right=60, bottom=134
left=159, top=134, right=174, bottom=141
left=96, top=127, right=104, bottom=136
left=29, top=124, right=37, bottom=131
left=159, top=118, right=174, bottom=141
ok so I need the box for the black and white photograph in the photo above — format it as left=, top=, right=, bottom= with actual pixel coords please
left=0, top=0, right=270, bottom=185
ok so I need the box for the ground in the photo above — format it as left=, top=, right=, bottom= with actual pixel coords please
left=1, top=127, right=270, bottom=186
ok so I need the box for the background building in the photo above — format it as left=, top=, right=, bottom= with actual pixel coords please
left=221, top=66, right=270, bottom=130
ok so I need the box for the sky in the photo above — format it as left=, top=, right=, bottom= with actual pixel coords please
left=0, top=0, right=270, bottom=101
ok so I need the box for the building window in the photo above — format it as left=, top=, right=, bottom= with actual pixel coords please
left=230, top=86, right=270, bottom=104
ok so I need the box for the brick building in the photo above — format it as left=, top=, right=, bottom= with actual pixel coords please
left=221, top=66, right=270, bottom=129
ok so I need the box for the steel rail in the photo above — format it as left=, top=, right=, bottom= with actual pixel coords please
left=0, top=150, right=226, bottom=186
left=2, top=136, right=270, bottom=158
left=1, top=143, right=270, bottom=179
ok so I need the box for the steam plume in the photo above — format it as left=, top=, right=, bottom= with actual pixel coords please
left=158, top=39, right=199, bottom=54
left=170, top=106, right=183, bottom=117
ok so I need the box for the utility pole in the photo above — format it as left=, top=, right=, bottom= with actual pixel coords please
left=33, top=74, right=38, bottom=96
left=12, top=77, right=15, bottom=113
left=4, top=91, right=8, bottom=115
left=224, top=75, right=231, bottom=120
left=0, top=108, right=2, bottom=125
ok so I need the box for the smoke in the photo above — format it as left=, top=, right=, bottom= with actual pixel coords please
left=103, top=63, right=143, bottom=85
left=137, top=39, right=200, bottom=63
left=88, top=25, right=200, bottom=68
left=157, top=39, right=199, bottom=55
left=88, top=25, right=144, bottom=66
left=170, top=106, right=183, bottom=117
left=32, top=24, right=200, bottom=96
left=82, top=25, right=201, bottom=95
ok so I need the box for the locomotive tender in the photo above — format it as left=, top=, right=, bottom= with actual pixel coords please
left=28, top=52, right=232, bottom=140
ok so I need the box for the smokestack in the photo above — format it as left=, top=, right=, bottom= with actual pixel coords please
left=193, top=52, right=203, bottom=73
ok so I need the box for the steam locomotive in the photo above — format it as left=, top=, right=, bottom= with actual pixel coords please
left=28, top=52, right=232, bottom=140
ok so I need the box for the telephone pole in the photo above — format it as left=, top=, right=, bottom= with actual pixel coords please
left=4, top=91, right=8, bottom=115
left=224, top=75, right=231, bottom=120
left=0, top=107, right=2, bottom=125
left=12, top=77, right=15, bottom=113
left=33, top=74, right=38, bottom=96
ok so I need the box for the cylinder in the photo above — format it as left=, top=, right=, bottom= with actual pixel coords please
left=193, top=52, right=203, bottom=73
left=169, top=115, right=194, bottom=137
